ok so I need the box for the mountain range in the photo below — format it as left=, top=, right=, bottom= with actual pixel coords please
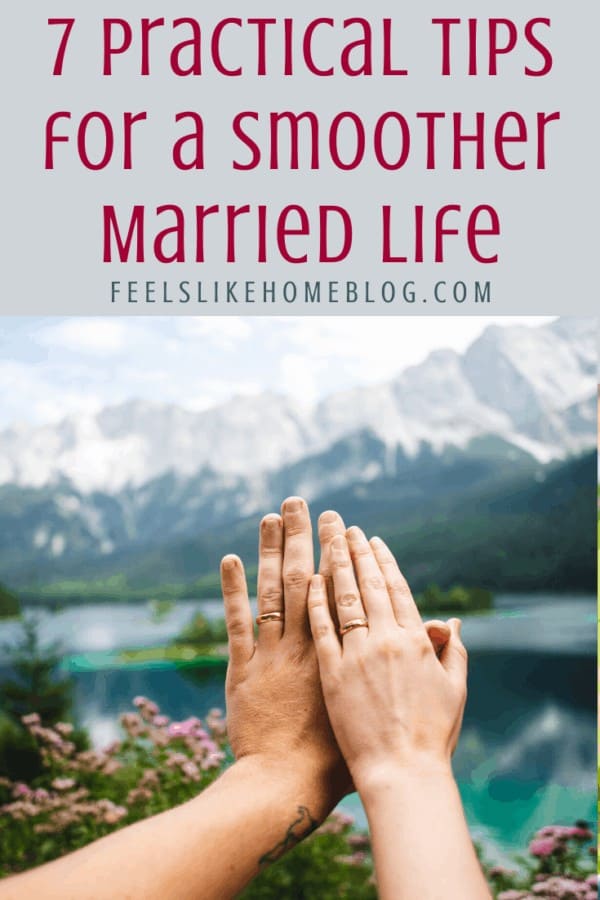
left=0, top=317, right=596, bottom=594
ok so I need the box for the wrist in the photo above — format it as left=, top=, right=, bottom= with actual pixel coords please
left=353, top=757, right=455, bottom=807
left=230, top=753, right=342, bottom=824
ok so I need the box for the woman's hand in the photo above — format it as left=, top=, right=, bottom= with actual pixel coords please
left=221, top=496, right=350, bottom=818
left=307, top=526, right=468, bottom=791
left=308, top=526, right=488, bottom=899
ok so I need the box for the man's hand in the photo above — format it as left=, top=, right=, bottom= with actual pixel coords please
left=221, top=497, right=351, bottom=820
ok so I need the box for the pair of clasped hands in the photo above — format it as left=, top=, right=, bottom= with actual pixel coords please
left=222, top=497, right=490, bottom=899
left=5, top=496, right=489, bottom=900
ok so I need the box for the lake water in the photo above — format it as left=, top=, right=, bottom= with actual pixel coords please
left=0, top=594, right=596, bottom=864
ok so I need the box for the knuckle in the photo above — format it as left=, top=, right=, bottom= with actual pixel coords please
left=354, top=648, right=370, bottom=673
left=283, top=566, right=309, bottom=588
left=377, top=636, right=402, bottom=657
left=389, top=578, right=409, bottom=596
left=350, top=543, right=371, bottom=558
left=331, top=556, right=351, bottom=570
left=337, top=592, right=359, bottom=608
left=260, top=546, right=282, bottom=558
left=227, top=617, right=247, bottom=637
left=365, top=575, right=386, bottom=591
left=260, top=587, right=283, bottom=605
left=284, top=523, right=308, bottom=537
left=313, top=624, right=332, bottom=641
left=416, top=632, right=433, bottom=654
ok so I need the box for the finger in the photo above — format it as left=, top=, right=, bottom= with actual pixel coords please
left=257, top=513, right=284, bottom=648
left=440, top=618, right=468, bottom=686
left=346, top=527, right=396, bottom=628
left=221, top=555, right=254, bottom=666
left=424, top=619, right=451, bottom=657
left=308, top=575, right=341, bottom=670
left=329, top=535, right=368, bottom=647
left=369, top=537, right=422, bottom=627
left=318, top=510, right=346, bottom=629
left=281, top=497, right=314, bottom=636
left=318, top=510, right=347, bottom=577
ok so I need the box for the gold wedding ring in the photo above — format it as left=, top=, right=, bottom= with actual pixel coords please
left=339, top=617, right=369, bottom=636
left=256, top=611, right=284, bottom=625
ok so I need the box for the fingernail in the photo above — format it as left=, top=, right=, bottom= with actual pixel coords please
left=319, top=510, right=338, bottom=524
left=347, top=526, right=367, bottom=543
left=261, top=514, right=281, bottom=528
left=283, top=497, right=304, bottom=513
left=370, top=536, right=384, bottom=548
left=222, top=556, right=238, bottom=571
left=311, top=575, right=324, bottom=591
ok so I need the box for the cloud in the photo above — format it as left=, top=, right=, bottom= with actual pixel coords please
left=279, top=353, right=321, bottom=407
left=0, top=361, right=105, bottom=428
left=268, top=317, right=555, bottom=385
left=175, top=318, right=252, bottom=351
left=35, top=320, right=130, bottom=357
left=0, top=316, right=557, bottom=429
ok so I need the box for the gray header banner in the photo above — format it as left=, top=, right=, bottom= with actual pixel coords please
left=2, top=2, right=598, bottom=315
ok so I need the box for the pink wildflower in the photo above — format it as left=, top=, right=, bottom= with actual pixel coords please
left=318, top=811, right=355, bottom=835
left=55, top=722, right=74, bottom=737
left=103, top=740, right=122, bottom=756
left=12, top=783, right=31, bottom=798
left=120, top=712, right=146, bottom=738
left=181, top=761, right=200, bottom=781
left=334, top=852, right=367, bottom=867
left=168, top=719, right=194, bottom=739
left=153, top=715, right=170, bottom=728
left=52, top=778, right=76, bottom=791
left=347, top=834, right=370, bottom=851
left=21, top=713, right=40, bottom=727
left=200, top=751, right=225, bottom=770
left=102, top=803, right=127, bottom=825
left=529, top=837, right=557, bottom=857
left=133, top=696, right=159, bottom=720
left=127, top=787, right=153, bottom=805
left=140, top=769, right=160, bottom=788
left=532, top=876, right=594, bottom=896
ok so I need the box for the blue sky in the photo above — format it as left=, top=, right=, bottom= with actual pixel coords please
left=0, top=317, right=554, bottom=428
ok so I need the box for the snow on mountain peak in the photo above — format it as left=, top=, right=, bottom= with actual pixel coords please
left=0, top=318, right=595, bottom=494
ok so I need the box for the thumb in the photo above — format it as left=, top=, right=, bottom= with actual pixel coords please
left=424, top=619, right=451, bottom=657
left=440, top=618, right=468, bottom=685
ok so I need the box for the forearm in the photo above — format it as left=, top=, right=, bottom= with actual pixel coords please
left=358, top=766, right=491, bottom=900
left=1, top=757, right=336, bottom=900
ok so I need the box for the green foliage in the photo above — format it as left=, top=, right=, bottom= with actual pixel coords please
left=242, top=828, right=375, bottom=899
left=0, top=716, right=40, bottom=783
left=482, top=822, right=597, bottom=898
left=416, top=584, right=493, bottom=614
left=178, top=613, right=228, bottom=647
left=0, top=583, right=20, bottom=619
left=16, top=451, right=595, bottom=605
left=0, top=617, right=76, bottom=782
left=0, top=618, right=72, bottom=727
left=0, top=697, right=595, bottom=897
left=0, top=700, right=376, bottom=898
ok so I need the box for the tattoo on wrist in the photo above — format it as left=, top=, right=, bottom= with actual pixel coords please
left=259, top=806, right=318, bottom=867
